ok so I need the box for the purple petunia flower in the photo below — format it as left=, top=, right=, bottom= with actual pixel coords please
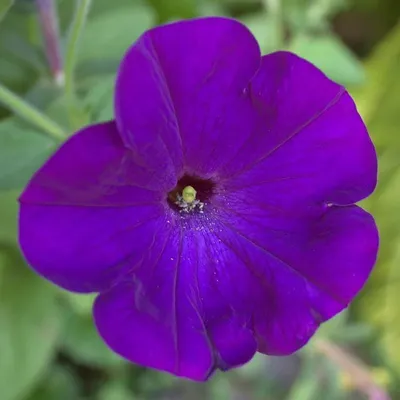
left=18, top=17, right=378, bottom=380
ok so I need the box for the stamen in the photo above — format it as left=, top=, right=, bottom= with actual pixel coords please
left=175, top=186, right=204, bottom=213
left=182, top=186, right=197, bottom=204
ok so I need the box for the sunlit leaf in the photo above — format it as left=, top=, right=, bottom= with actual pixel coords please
left=64, top=292, right=96, bottom=316
left=377, top=240, right=400, bottom=376
left=351, top=23, right=400, bottom=141
left=289, top=33, right=365, bottom=86
left=284, top=0, right=348, bottom=32
left=352, top=23, right=400, bottom=378
left=241, top=13, right=279, bottom=54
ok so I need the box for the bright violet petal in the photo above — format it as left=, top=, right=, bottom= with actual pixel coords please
left=219, top=52, right=377, bottom=207
left=19, top=121, right=174, bottom=206
left=94, top=213, right=257, bottom=380
left=181, top=217, right=258, bottom=371
left=212, top=204, right=378, bottom=354
left=19, top=204, right=167, bottom=293
left=115, top=17, right=261, bottom=177
left=19, top=121, right=173, bottom=293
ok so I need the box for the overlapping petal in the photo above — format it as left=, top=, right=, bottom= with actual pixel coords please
left=19, top=122, right=172, bottom=292
left=94, top=202, right=377, bottom=375
left=212, top=203, right=378, bottom=354
left=94, top=213, right=257, bottom=379
left=19, top=121, right=175, bottom=206
left=19, top=204, right=167, bottom=292
left=115, top=17, right=261, bottom=177
left=218, top=52, right=377, bottom=209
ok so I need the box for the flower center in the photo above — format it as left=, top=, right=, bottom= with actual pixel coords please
left=176, top=186, right=204, bottom=213
left=167, top=175, right=215, bottom=214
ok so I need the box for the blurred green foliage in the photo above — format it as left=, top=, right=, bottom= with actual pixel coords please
left=351, top=21, right=400, bottom=387
left=0, top=0, right=399, bottom=399
left=0, top=1, right=14, bottom=21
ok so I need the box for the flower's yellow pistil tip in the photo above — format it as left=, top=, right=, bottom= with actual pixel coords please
left=182, top=186, right=197, bottom=204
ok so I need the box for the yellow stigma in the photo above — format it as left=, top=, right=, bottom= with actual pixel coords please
left=182, top=186, right=197, bottom=204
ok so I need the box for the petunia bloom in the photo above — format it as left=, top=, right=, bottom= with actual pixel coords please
left=18, top=17, right=378, bottom=380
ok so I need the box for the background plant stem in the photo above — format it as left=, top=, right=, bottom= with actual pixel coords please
left=36, top=0, right=64, bottom=86
left=315, top=339, right=390, bottom=400
left=0, top=83, right=66, bottom=141
left=64, top=0, right=92, bottom=129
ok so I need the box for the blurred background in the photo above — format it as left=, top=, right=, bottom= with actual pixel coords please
left=0, top=0, right=399, bottom=399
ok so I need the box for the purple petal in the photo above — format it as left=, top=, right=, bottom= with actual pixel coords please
left=19, top=121, right=173, bottom=292
left=94, top=213, right=257, bottom=380
left=218, top=52, right=377, bottom=207
left=19, top=121, right=175, bottom=206
left=19, top=204, right=166, bottom=293
left=212, top=204, right=378, bottom=354
left=115, top=17, right=261, bottom=178
left=94, top=202, right=377, bottom=375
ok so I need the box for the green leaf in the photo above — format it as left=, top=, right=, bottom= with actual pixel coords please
left=354, top=167, right=400, bottom=337
left=376, top=243, right=400, bottom=377
left=0, top=32, right=43, bottom=72
left=289, top=33, right=365, bottom=86
left=351, top=23, right=400, bottom=378
left=314, top=311, right=348, bottom=339
left=97, top=382, right=135, bottom=400
left=213, top=0, right=258, bottom=9
left=146, top=0, right=198, bottom=23
left=83, top=74, right=115, bottom=123
left=0, top=0, right=14, bottom=22
left=209, top=376, right=233, bottom=400
left=89, top=0, right=149, bottom=18
left=0, top=5, right=41, bottom=119
left=62, top=312, right=124, bottom=369
left=284, top=0, right=348, bottom=33
left=24, top=80, right=64, bottom=112
left=26, top=366, right=80, bottom=400
left=198, top=1, right=225, bottom=17
left=57, top=0, right=145, bottom=33
left=0, top=57, right=35, bottom=95
left=286, top=353, right=321, bottom=400
left=24, top=81, right=89, bottom=131
left=351, top=23, right=400, bottom=144
left=0, top=247, right=61, bottom=400
left=78, top=4, right=154, bottom=64
left=241, top=13, right=279, bottom=54
left=0, top=190, right=19, bottom=244
left=352, top=22, right=400, bottom=310
left=0, top=118, right=55, bottom=190
left=63, top=292, right=96, bottom=316
left=314, top=310, right=374, bottom=345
